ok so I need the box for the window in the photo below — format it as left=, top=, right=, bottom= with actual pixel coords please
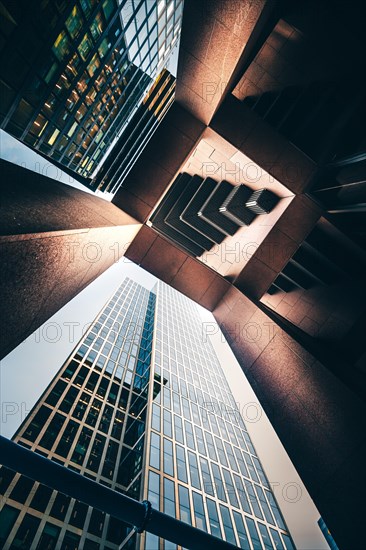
left=96, top=376, right=109, bottom=398
left=71, top=427, right=93, bottom=465
left=163, top=439, right=174, bottom=477
left=191, top=402, right=201, bottom=425
left=61, top=530, right=81, bottom=550
left=65, top=6, right=83, bottom=39
left=215, top=436, right=228, bottom=467
left=175, top=445, right=187, bottom=483
left=187, top=452, right=201, bottom=490
left=192, top=492, right=206, bottom=531
left=88, top=509, right=105, bottom=537
left=173, top=415, right=184, bottom=444
left=10, top=475, right=34, bottom=504
left=12, top=514, right=41, bottom=548
left=234, top=447, right=248, bottom=477
left=244, top=480, right=263, bottom=519
left=232, top=511, right=251, bottom=550
left=78, top=33, right=93, bottom=61
left=211, top=463, right=226, bottom=502
left=265, top=490, right=286, bottom=530
left=59, top=386, right=79, bottom=414
left=72, top=393, right=90, bottom=421
left=258, top=523, right=274, bottom=549
left=184, top=421, right=195, bottom=450
left=181, top=397, right=191, bottom=420
left=219, top=505, right=237, bottom=545
left=0, top=505, right=19, bottom=546
left=244, top=452, right=260, bottom=483
left=206, top=499, right=222, bottom=538
left=233, top=474, right=251, bottom=514
left=98, top=404, right=113, bottom=433
left=52, top=30, right=71, bottom=61
left=194, top=426, right=206, bottom=456
left=255, top=485, right=275, bottom=525
left=36, top=522, right=60, bottom=549
left=224, top=442, right=238, bottom=472
left=178, top=485, right=191, bottom=524
left=222, top=469, right=239, bottom=508
left=50, top=493, right=71, bottom=521
left=39, top=412, right=65, bottom=450
left=46, top=380, right=67, bottom=407
left=102, top=440, right=118, bottom=479
left=55, top=419, right=79, bottom=458
left=85, top=398, right=103, bottom=427
left=204, top=431, right=217, bottom=461
left=69, top=501, right=88, bottom=529
left=111, top=410, right=124, bottom=439
left=270, top=529, right=285, bottom=549
left=87, top=434, right=106, bottom=472
left=150, top=432, right=160, bottom=470
left=245, top=518, right=262, bottom=550
left=199, top=457, right=214, bottom=496
left=253, top=456, right=269, bottom=487
left=151, top=403, right=160, bottom=431
left=62, top=360, right=79, bottom=381
left=30, top=484, right=53, bottom=513
left=163, top=409, right=172, bottom=437
left=0, top=467, right=16, bottom=496
left=24, top=406, right=51, bottom=442
left=148, top=471, right=160, bottom=510
left=89, top=13, right=103, bottom=42
left=163, top=477, right=175, bottom=518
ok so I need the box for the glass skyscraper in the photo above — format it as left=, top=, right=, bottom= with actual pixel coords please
left=0, top=0, right=184, bottom=181
left=0, top=278, right=295, bottom=550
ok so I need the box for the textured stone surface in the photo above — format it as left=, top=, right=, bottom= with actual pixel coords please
left=0, top=224, right=140, bottom=359
left=0, top=159, right=137, bottom=236
left=0, top=161, right=141, bottom=359
left=213, top=286, right=366, bottom=549
left=176, top=0, right=268, bottom=124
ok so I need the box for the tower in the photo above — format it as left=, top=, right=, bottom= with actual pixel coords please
left=0, top=0, right=184, bottom=183
left=0, top=277, right=295, bottom=549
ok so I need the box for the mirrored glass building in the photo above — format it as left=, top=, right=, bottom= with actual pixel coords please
left=0, top=0, right=184, bottom=183
left=0, top=278, right=295, bottom=549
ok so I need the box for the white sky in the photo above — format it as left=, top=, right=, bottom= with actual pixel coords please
left=0, top=135, right=327, bottom=549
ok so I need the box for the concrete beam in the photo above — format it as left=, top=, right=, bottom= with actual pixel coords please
left=175, top=0, right=272, bottom=124
left=0, top=160, right=141, bottom=359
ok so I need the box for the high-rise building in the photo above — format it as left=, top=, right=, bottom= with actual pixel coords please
left=91, top=68, right=176, bottom=194
left=0, top=278, right=295, bottom=550
left=0, top=0, right=184, bottom=182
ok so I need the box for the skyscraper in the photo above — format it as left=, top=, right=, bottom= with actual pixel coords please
left=0, top=277, right=295, bottom=549
left=0, top=0, right=184, bottom=182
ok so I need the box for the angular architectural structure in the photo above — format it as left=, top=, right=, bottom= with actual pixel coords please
left=0, top=1, right=365, bottom=548
left=0, top=278, right=295, bottom=550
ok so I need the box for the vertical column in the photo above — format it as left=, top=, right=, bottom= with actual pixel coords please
left=213, top=285, right=366, bottom=549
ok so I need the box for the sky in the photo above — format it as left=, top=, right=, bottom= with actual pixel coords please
left=0, top=136, right=328, bottom=549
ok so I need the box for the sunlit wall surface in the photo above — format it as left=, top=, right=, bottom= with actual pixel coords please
left=0, top=0, right=184, bottom=179
left=0, top=278, right=296, bottom=549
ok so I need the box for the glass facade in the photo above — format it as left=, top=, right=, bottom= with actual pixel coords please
left=141, top=281, right=295, bottom=550
left=0, top=0, right=184, bottom=180
left=0, top=278, right=296, bottom=549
